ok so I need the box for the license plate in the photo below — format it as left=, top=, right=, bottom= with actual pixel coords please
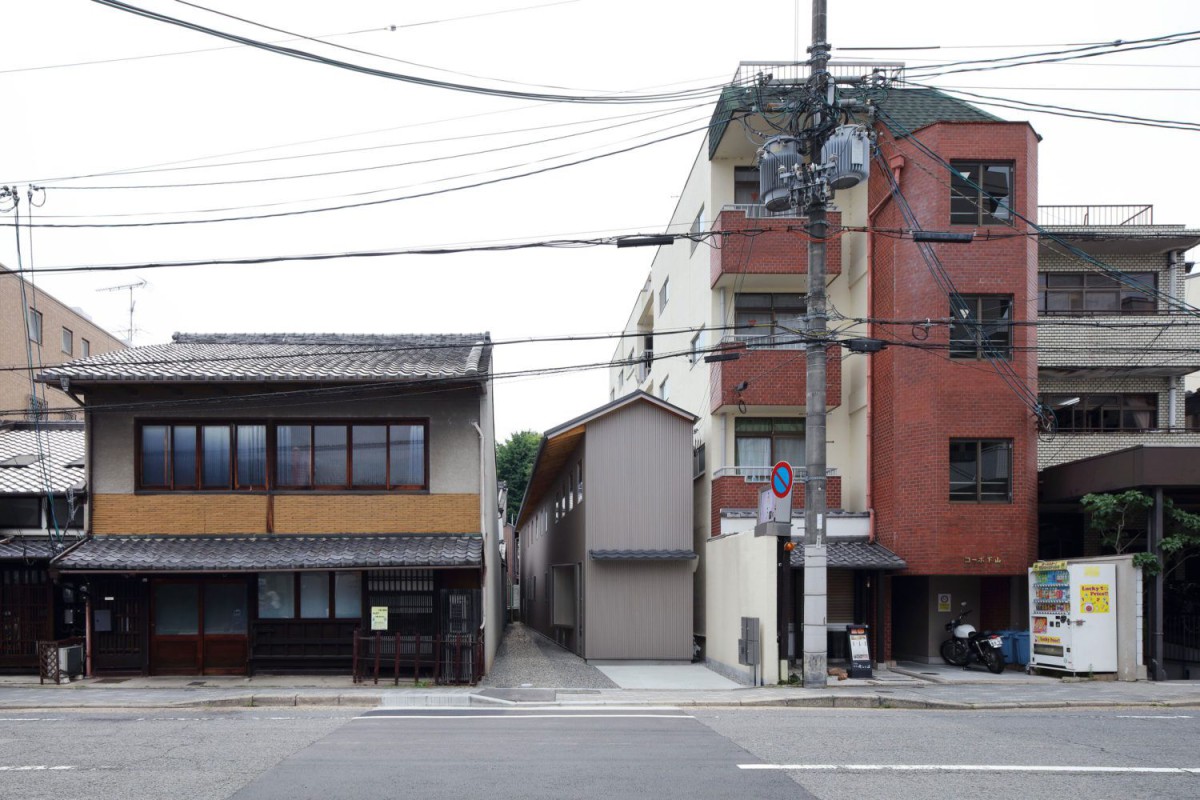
left=988, top=638, right=1002, bottom=648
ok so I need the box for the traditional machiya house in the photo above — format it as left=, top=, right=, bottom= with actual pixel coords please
left=35, top=333, right=501, bottom=678
left=517, top=392, right=697, bottom=661
left=0, top=421, right=87, bottom=672
left=610, top=63, right=1042, bottom=683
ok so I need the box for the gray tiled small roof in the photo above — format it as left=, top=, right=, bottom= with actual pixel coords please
left=589, top=549, right=698, bottom=561
left=37, top=333, right=491, bottom=385
left=0, top=537, right=56, bottom=561
left=54, top=533, right=482, bottom=571
left=789, top=541, right=906, bottom=570
left=0, top=424, right=85, bottom=494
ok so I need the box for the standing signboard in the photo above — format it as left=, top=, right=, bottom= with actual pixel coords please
left=846, top=624, right=872, bottom=678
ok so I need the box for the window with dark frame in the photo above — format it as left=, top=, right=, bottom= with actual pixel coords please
left=949, top=439, right=1012, bottom=502
left=256, top=571, right=363, bottom=620
left=950, top=295, right=1013, bottom=360
left=734, top=293, right=807, bottom=348
left=734, top=418, right=805, bottom=478
left=1043, top=393, right=1158, bottom=432
left=1038, top=272, right=1157, bottom=315
left=950, top=161, right=1014, bottom=226
left=137, top=420, right=426, bottom=490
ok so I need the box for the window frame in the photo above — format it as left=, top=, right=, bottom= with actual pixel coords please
left=949, top=295, right=1013, bottom=361
left=1043, top=393, right=1159, bottom=432
left=949, top=438, right=1013, bottom=503
left=81, top=338, right=91, bottom=357
left=27, top=308, right=43, bottom=344
left=256, top=571, right=364, bottom=621
left=949, top=160, right=1015, bottom=226
left=61, top=327, right=73, bottom=355
left=1038, top=272, right=1158, bottom=315
left=135, top=419, right=428, bottom=491
left=734, top=418, right=806, bottom=474
left=690, top=206, right=704, bottom=254
left=659, top=276, right=670, bottom=312
left=733, top=293, right=807, bottom=348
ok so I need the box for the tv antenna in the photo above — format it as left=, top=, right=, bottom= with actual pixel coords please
left=96, top=277, right=147, bottom=345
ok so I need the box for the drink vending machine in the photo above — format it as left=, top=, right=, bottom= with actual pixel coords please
left=1028, top=560, right=1117, bottom=673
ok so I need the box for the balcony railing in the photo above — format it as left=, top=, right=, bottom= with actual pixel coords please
left=721, top=203, right=805, bottom=220
left=723, top=332, right=807, bottom=351
left=714, top=465, right=839, bottom=483
left=732, top=61, right=905, bottom=86
left=1037, top=205, right=1153, bottom=227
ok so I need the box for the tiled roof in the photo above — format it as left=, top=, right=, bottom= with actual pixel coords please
left=589, top=549, right=697, bottom=560
left=0, top=537, right=56, bottom=561
left=37, top=333, right=491, bottom=384
left=789, top=540, right=906, bottom=570
left=54, top=534, right=482, bottom=571
left=0, top=424, right=85, bottom=494
left=873, top=87, right=1001, bottom=136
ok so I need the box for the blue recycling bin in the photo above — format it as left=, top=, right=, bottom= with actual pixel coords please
left=1012, top=631, right=1031, bottom=665
left=993, top=630, right=1017, bottom=664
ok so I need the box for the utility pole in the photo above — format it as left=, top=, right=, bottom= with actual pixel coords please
left=802, top=0, right=831, bottom=690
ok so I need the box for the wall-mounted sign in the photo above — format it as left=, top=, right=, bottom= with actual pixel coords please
left=370, top=606, right=389, bottom=631
left=963, top=556, right=1003, bottom=565
left=937, top=593, right=952, bottom=613
left=1080, top=584, right=1110, bottom=614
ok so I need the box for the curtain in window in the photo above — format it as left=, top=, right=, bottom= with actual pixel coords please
left=201, top=426, right=231, bottom=488
left=389, top=424, right=425, bottom=486
left=276, top=425, right=311, bottom=486
left=314, top=426, right=348, bottom=486
left=237, top=425, right=266, bottom=487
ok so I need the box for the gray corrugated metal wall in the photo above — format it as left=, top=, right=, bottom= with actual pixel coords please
left=583, top=402, right=694, bottom=660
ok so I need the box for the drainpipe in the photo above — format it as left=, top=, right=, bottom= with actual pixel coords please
left=1167, top=376, right=1178, bottom=430
left=865, top=154, right=904, bottom=543
left=472, top=419, right=488, bottom=671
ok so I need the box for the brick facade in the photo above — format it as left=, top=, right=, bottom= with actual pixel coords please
left=708, top=346, right=842, bottom=414
left=92, top=493, right=481, bottom=535
left=710, top=210, right=842, bottom=286
left=710, top=475, right=842, bottom=538
left=869, top=121, right=1040, bottom=577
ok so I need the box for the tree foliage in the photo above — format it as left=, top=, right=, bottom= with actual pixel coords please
left=496, top=430, right=541, bottom=523
left=1081, top=490, right=1200, bottom=577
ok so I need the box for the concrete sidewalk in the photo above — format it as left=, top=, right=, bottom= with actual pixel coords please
left=2, top=671, right=1200, bottom=712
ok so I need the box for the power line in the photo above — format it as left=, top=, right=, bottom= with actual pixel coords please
left=91, top=0, right=737, bottom=106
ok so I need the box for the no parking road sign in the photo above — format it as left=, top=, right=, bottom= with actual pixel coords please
left=771, top=461, right=794, bottom=499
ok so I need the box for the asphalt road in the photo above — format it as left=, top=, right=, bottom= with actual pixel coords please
left=1, top=706, right=1198, bottom=799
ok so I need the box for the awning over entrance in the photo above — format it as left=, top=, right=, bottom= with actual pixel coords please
left=0, top=537, right=55, bottom=561
left=52, top=533, right=483, bottom=572
left=588, top=548, right=697, bottom=560
left=789, top=540, right=906, bottom=570
left=1039, top=445, right=1200, bottom=503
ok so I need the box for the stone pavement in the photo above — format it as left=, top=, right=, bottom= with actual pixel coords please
left=1, top=622, right=1198, bottom=711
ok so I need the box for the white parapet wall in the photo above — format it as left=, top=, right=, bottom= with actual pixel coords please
left=704, top=530, right=780, bottom=685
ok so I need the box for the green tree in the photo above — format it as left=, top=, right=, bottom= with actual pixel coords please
left=1081, top=490, right=1200, bottom=576
left=497, top=430, right=541, bottom=523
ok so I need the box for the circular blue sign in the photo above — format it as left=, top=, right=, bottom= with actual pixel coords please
left=771, top=461, right=793, bottom=498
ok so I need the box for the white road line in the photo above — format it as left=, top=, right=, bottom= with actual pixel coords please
left=1116, top=715, right=1194, bottom=719
left=0, top=719, right=65, bottom=722
left=356, top=713, right=695, bottom=720
left=0, top=766, right=75, bottom=771
left=739, top=764, right=1200, bottom=774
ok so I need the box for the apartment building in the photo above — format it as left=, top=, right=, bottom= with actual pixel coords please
left=1, top=264, right=126, bottom=422
left=36, top=333, right=501, bottom=678
left=1034, top=208, right=1200, bottom=678
left=611, top=64, right=1040, bottom=682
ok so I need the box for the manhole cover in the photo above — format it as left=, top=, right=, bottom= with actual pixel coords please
left=94, top=678, right=128, bottom=684
left=187, top=681, right=207, bottom=686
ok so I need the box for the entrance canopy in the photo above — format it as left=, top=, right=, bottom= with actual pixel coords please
left=52, top=533, right=482, bottom=572
left=1040, top=445, right=1200, bottom=503
left=789, top=540, right=906, bottom=570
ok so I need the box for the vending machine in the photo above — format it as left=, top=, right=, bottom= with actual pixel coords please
left=1028, top=560, right=1118, bottom=673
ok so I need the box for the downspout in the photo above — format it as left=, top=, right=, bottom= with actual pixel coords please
left=864, top=154, right=904, bottom=543
left=472, top=419, right=488, bottom=670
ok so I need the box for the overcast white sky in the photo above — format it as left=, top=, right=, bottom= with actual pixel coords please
left=2, top=1, right=1197, bottom=441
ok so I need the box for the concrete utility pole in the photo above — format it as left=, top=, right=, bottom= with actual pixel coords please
left=801, top=0, right=831, bottom=690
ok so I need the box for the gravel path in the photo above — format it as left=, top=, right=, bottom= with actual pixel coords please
left=481, top=622, right=617, bottom=689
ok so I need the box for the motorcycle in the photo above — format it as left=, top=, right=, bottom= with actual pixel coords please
left=939, top=606, right=1005, bottom=674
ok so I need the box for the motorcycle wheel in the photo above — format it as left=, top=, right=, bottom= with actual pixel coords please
left=983, top=648, right=1005, bottom=674
left=940, top=639, right=969, bottom=666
